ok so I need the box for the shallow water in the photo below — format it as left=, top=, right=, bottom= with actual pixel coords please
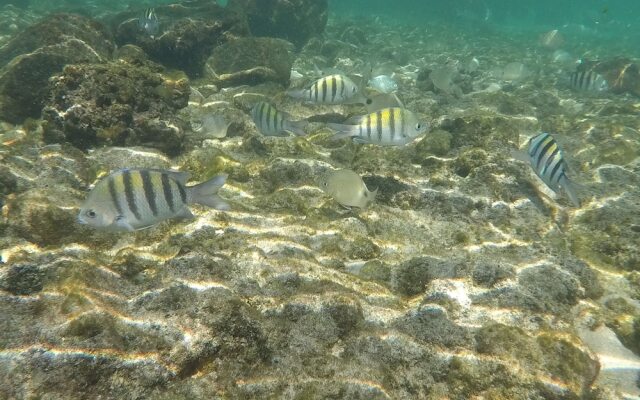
left=1, top=1, right=640, bottom=399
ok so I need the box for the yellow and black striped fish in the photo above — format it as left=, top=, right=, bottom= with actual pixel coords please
left=327, top=107, right=428, bottom=146
left=78, top=168, right=229, bottom=231
left=250, top=102, right=307, bottom=136
left=524, top=132, right=580, bottom=207
left=287, top=74, right=363, bottom=104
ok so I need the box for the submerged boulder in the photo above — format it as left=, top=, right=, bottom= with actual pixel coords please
left=0, top=14, right=114, bottom=123
left=206, top=37, right=294, bottom=87
left=42, top=61, right=190, bottom=156
left=240, top=0, right=329, bottom=49
left=113, top=2, right=249, bottom=78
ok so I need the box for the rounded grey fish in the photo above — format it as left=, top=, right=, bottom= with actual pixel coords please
left=327, top=107, right=428, bottom=146
left=250, top=102, right=308, bottom=136
left=515, top=132, right=580, bottom=207
left=78, top=168, right=229, bottom=232
left=319, top=169, right=377, bottom=209
left=368, top=75, right=398, bottom=94
left=287, top=74, right=364, bottom=105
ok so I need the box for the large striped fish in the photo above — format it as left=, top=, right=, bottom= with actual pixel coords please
left=287, top=74, right=364, bottom=105
left=250, top=102, right=308, bottom=136
left=78, top=168, right=229, bottom=231
left=327, top=107, right=428, bottom=146
left=518, top=132, right=580, bottom=207
left=569, top=69, right=608, bottom=92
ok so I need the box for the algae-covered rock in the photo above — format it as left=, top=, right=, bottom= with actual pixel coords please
left=0, top=38, right=104, bottom=123
left=207, top=37, right=294, bottom=87
left=42, top=61, right=189, bottom=155
left=242, top=0, right=328, bottom=49
left=114, top=3, right=249, bottom=77
left=0, top=13, right=113, bottom=66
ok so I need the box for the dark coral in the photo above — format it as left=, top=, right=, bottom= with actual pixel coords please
left=113, top=2, right=249, bottom=78
left=42, top=61, right=190, bottom=155
left=240, top=0, right=328, bottom=49
left=0, top=13, right=113, bottom=123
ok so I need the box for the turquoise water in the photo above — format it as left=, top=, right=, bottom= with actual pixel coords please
left=1, top=1, right=640, bottom=399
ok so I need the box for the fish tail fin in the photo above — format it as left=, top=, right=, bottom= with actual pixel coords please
left=368, top=187, right=379, bottom=207
left=189, top=174, right=230, bottom=210
left=286, top=88, right=309, bottom=100
left=560, top=175, right=581, bottom=207
left=326, top=123, right=358, bottom=139
left=283, top=119, right=309, bottom=136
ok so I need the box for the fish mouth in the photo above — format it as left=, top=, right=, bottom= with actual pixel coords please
left=77, top=215, right=87, bottom=225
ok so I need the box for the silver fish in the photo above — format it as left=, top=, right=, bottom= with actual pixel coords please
left=78, top=168, right=229, bottom=231
left=287, top=74, right=363, bottom=105
left=319, top=169, right=377, bottom=209
left=569, top=69, right=608, bottom=92
left=327, top=107, right=428, bottom=146
left=521, top=132, right=580, bottom=207
left=138, top=8, right=159, bottom=38
left=368, top=75, right=398, bottom=94
left=250, top=102, right=307, bottom=136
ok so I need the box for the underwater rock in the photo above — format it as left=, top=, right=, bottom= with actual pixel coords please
left=114, top=3, right=249, bottom=78
left=0, top=13, right=114, bottom=122
left=42, top=61, right=190, bottom=155
left=0, top=13, right=113, bottom=66
left=206, top=37, right=294, bottom=87
left=0, top=263, right=45, bottom=295
left=241, top=0, right=328, bottom=49
left=0, top=38, right=104, bottom=123
left=391, top=256, right=467, bottom=297
left=592, top=58, right=640, bottom=97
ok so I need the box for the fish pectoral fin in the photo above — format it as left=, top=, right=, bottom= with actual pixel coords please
left=113, top=216, right=136, bottom=232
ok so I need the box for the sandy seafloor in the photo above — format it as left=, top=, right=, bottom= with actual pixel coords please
left=1, top=4, right=640, bottom=400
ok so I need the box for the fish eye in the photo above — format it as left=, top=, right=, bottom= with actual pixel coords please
left=415, top=123, right=422, bottom=130
left=352, top=87, right=357, bottom=93
left=85, top=210, right=97, bottom=219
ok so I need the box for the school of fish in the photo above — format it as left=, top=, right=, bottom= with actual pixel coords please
left=79, top=35, right=599, bottom=231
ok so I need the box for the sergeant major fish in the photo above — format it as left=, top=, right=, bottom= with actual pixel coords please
left=327, top=107, right=428, bottom=146
left=319, top=169, right=378, bottom=209
left=250, top=102, right=308, bottom=136
left=78, top=168, right=229, bottom=232
left=138, top=8, right=159, bottom=38
left=569, top=69, right=608, bottom=92
left=287, top=74, right=364, bottom=105
left=514, top=132, right=580, bottom=207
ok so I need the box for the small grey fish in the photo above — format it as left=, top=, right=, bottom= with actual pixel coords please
left=569, top=69, right=608, bottom=92
left=287, top=74, right=364, bottom=105
left=368, top=75, right=398, bottom=94
left=250, top=102, right=308, bottom=136
left=319, top=169, right=377, bottom=209
left=515, top=132, right=580, bottom=207
left=78, top=168, right=229, bottom=232
left=138, top=8, right=159, bottom=38
left=327, top=107, right=428, bottom=146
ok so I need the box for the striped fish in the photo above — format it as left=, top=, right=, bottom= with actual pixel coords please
left=138, top=8, right=159, bottom=37
left=250, top=102, right=308, bottom=136
left=287, top=74, right=363, bottom=105
left=523, top=132, right=580, bottom=207
left=569, top=69, right=608, bottom=92
left=327, top=107, right=428, bottom=146
left=78, top=168, right=229, bottom=232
